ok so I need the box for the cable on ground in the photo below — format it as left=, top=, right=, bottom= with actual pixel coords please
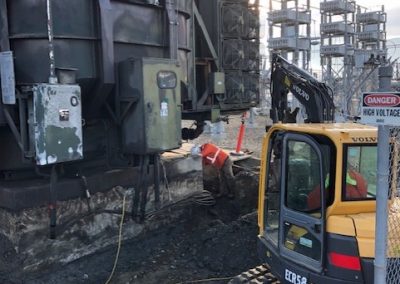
left=160, top=159, right=172, bottom=201
left=145, top=190, right=215, bottom=221
left=104, top=191, right=127, bottom=284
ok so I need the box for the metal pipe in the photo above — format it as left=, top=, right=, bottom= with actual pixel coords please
left=154, top=154, right=161, bottom=209
left=374, top=64, right=393, bottom=283
left=27, top=99, right=36, bottom=155
left=17, top=93, right=28, bottom=154
left=139, top=155, right=150, bottom=223
left=0, top=0, right=10, bottom=52
left=165, top=0, right=178, bottom=60
left=88, top=0, right=115, bottom=115
left=132, top=155, right=144, bottom=220
left=98, top=0, right=114, bottom=84
left=374, top=125, right=390, bottom=284
left=49, top=165, right=58, bottom=239
left=46, top=0, right=57, bottom=84
left=190, top=2, right=197, bottom=110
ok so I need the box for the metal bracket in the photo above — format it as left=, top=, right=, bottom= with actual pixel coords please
left=0, top=104, right=23, bottom=152
left=0, top=51, right=16, bottom=104
left=89, top=0, right=115, bottom=114
left=0, top=0, right=10, bottom=52
left=165, top=0, right=178, bottom=60
left=193, top=4, right=220, bottom=70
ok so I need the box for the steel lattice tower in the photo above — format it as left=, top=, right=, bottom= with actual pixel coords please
left=320, top=0, right=356, bottom=118
left=268, top=0, right=311, bottom=70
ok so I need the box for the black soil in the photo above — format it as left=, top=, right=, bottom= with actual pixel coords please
left=4, top=114, right=266, bottom=284
left=17, top=197, right=260, bottom=284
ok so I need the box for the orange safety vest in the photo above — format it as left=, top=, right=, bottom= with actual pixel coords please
left=345, top=170, right=368, bottom=199
left=200, top=143, right=229, bottom=169
left=307, top=170, right=368, bottom=210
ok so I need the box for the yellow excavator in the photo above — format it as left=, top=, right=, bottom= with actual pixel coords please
left=256, top=122, right=377, bottom=284
left=231, top=55, right=382, bottom=283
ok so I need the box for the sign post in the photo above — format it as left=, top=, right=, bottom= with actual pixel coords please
left=361, top=64, right=394, bottom=284
left=361, top=92, right=393, bottom=284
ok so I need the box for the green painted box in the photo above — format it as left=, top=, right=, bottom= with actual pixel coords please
left=119, top=58, right=182, bottom=154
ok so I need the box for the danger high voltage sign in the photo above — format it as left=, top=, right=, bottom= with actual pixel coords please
left=360, top=93, right=400, bottom=126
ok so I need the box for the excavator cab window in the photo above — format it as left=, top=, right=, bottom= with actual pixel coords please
left=265, top=132, right=284, bottom=246
left=264, top=131, right=336, bottom=271
left=279, top=133, right=326, bottom=270
left=285, top=140, right=321, bottom=214
left=285, top=137, right=335, bottom=213
left=342, top=145, right=377, bottom=200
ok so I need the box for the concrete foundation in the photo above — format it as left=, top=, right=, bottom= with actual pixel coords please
left=0, top=147, right=203, bottom=273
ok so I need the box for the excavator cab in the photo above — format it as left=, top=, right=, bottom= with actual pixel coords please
left=258, top=123, right=378, bottom=283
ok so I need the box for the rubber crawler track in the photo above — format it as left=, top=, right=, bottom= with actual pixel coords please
left=229, top=264, right=280, bottom=284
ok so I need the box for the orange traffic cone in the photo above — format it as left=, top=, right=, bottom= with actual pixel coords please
left=232, top=112, right=246, bottom=156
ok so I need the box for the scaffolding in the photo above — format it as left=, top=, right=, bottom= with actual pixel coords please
left=268, top=0, right=311, bottom=70
left=320, top=0, right=356, bottom=116
left=350, top=6, right=387, bottom=116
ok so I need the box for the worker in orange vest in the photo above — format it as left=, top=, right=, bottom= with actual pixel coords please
left=307, top=168, right=368, bottom=210
left=192, top=143, right=235, bottom=198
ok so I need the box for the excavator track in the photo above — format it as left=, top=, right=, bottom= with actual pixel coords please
left=229, top=264, right=280, bottom=284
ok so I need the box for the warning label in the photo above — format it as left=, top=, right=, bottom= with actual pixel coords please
left=360, top=93, right=400, bottom=126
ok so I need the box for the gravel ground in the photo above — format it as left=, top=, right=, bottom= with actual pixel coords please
left=5, top=113, right=269, bottom=284
left=188, top=113, right=269, bottom=158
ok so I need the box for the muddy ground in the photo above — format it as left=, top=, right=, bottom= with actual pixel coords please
left=4, top=114, right=269, bottom=284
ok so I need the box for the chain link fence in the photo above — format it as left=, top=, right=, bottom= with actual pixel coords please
left=385, top=128, right=400, bottom=283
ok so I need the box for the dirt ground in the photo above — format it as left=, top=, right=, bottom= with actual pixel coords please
left=5, top=113, right=269, bottom=284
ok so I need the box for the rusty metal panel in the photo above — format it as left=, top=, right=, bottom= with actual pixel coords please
left=33, top=84, right=83, bottom=165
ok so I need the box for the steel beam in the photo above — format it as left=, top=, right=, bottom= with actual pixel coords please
left=193, top=3, right=220, bottom=70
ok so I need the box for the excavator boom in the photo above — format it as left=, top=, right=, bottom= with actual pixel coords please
left=270, top=53, right=335, bottom=123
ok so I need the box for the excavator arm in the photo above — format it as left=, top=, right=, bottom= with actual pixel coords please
left=270, top=53, right=335, bottom=123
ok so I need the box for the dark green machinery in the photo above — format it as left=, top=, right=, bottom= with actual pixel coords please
left=0, top=0, right=260, bottom=224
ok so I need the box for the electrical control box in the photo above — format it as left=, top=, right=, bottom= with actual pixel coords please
left=209, top=72, right=225, bottom=94
left=33, top=84, right=83, bottom=165
left=119, top=57, right=181, bottom=154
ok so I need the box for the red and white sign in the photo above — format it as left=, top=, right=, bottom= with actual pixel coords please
left=361, top=92, right=400, bottom=126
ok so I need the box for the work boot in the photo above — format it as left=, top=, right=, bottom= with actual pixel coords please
left=227, top=191, right=235, bottom=199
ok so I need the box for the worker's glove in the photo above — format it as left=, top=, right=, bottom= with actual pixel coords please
left=190, top=145, right=201, bottom=157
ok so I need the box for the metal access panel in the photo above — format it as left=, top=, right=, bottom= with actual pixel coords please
left=119, top=58, right=181, bottom=154
left=0, top=51, right=16, bottom=105
left=209, top=72, right=225, bottom=94
left=33, top=84, right=83, bottom=165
